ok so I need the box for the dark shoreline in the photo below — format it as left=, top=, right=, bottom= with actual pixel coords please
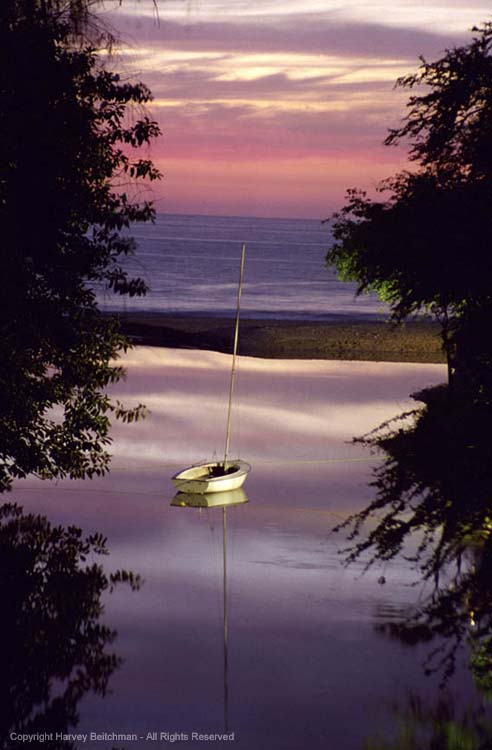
left=112, top=312, right=446, bottom=364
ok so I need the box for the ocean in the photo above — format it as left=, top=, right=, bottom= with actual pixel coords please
left=99, top=213, right=388, bottom=320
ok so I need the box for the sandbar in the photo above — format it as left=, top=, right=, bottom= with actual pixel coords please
left=113, top=312, right=445, bottom=364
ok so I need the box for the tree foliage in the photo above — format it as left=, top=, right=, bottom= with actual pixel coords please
left=328, top=177, right=492, bottom=322
left=327, top=24, right=492, bottom=387
left=328, top=23, right=492, bottom=683
left=2, top=0, right=152, bottom=44
left=0, top=0, right=161, bottom=491
left=385, top=24, right=492, bottom=180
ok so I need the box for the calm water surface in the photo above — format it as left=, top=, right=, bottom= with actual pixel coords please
left=99, top=214, right=387, bottom=320
left=12, top=349, right=480, bottom=749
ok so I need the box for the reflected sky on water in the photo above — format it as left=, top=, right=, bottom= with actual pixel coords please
left=11, top=348, right=480, bottom=749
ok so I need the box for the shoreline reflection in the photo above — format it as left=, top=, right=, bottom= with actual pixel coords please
left=0, top=502, right=139, bottom=750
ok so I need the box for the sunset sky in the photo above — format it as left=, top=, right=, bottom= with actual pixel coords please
left=106, top=0, right=491, bottom=218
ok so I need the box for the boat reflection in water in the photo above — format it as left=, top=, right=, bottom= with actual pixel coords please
left=171, top=488, right=249, bottom=509
left=171, top=488, right=249, bottom=732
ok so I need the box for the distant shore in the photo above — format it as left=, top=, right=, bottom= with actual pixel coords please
left=112, top=312, right=445, bottom=364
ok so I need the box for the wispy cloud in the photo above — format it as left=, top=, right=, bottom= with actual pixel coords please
left=103, top=1, right=486, bottom=215
left=108, top=0, right=490, bottom=33
left=114, top=14, right=467, bottom=59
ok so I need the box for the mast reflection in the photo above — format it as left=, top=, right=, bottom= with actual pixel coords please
left=171, top=488, right=249, bottom=732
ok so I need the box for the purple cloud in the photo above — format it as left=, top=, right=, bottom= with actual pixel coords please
left=112, top=13, right=468, bottom=61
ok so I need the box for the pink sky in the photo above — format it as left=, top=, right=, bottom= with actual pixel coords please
left=106, top=0, right=490, bottom=218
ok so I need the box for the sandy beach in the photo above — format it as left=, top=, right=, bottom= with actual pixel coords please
left=115, top=312, right=445, bottom=364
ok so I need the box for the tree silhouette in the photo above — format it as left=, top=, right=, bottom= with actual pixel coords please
left=328, top=24, right=492, bottom=692
left=0, top=503, right=140, bottom=749
left=327, top=24, right=492, bottom=391
left=0, top=0, right=161, bottom=491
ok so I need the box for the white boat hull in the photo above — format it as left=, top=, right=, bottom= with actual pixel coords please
left=172, top=460, right=250, bottom=494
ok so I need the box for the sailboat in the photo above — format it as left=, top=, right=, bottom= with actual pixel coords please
left=172, top=244, right=251, bottom=495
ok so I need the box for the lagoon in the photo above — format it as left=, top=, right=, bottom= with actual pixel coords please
left=11, top=349, right=479, bottom=749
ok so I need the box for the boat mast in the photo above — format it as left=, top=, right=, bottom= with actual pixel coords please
left=224, top=243, right=246, bottom=470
